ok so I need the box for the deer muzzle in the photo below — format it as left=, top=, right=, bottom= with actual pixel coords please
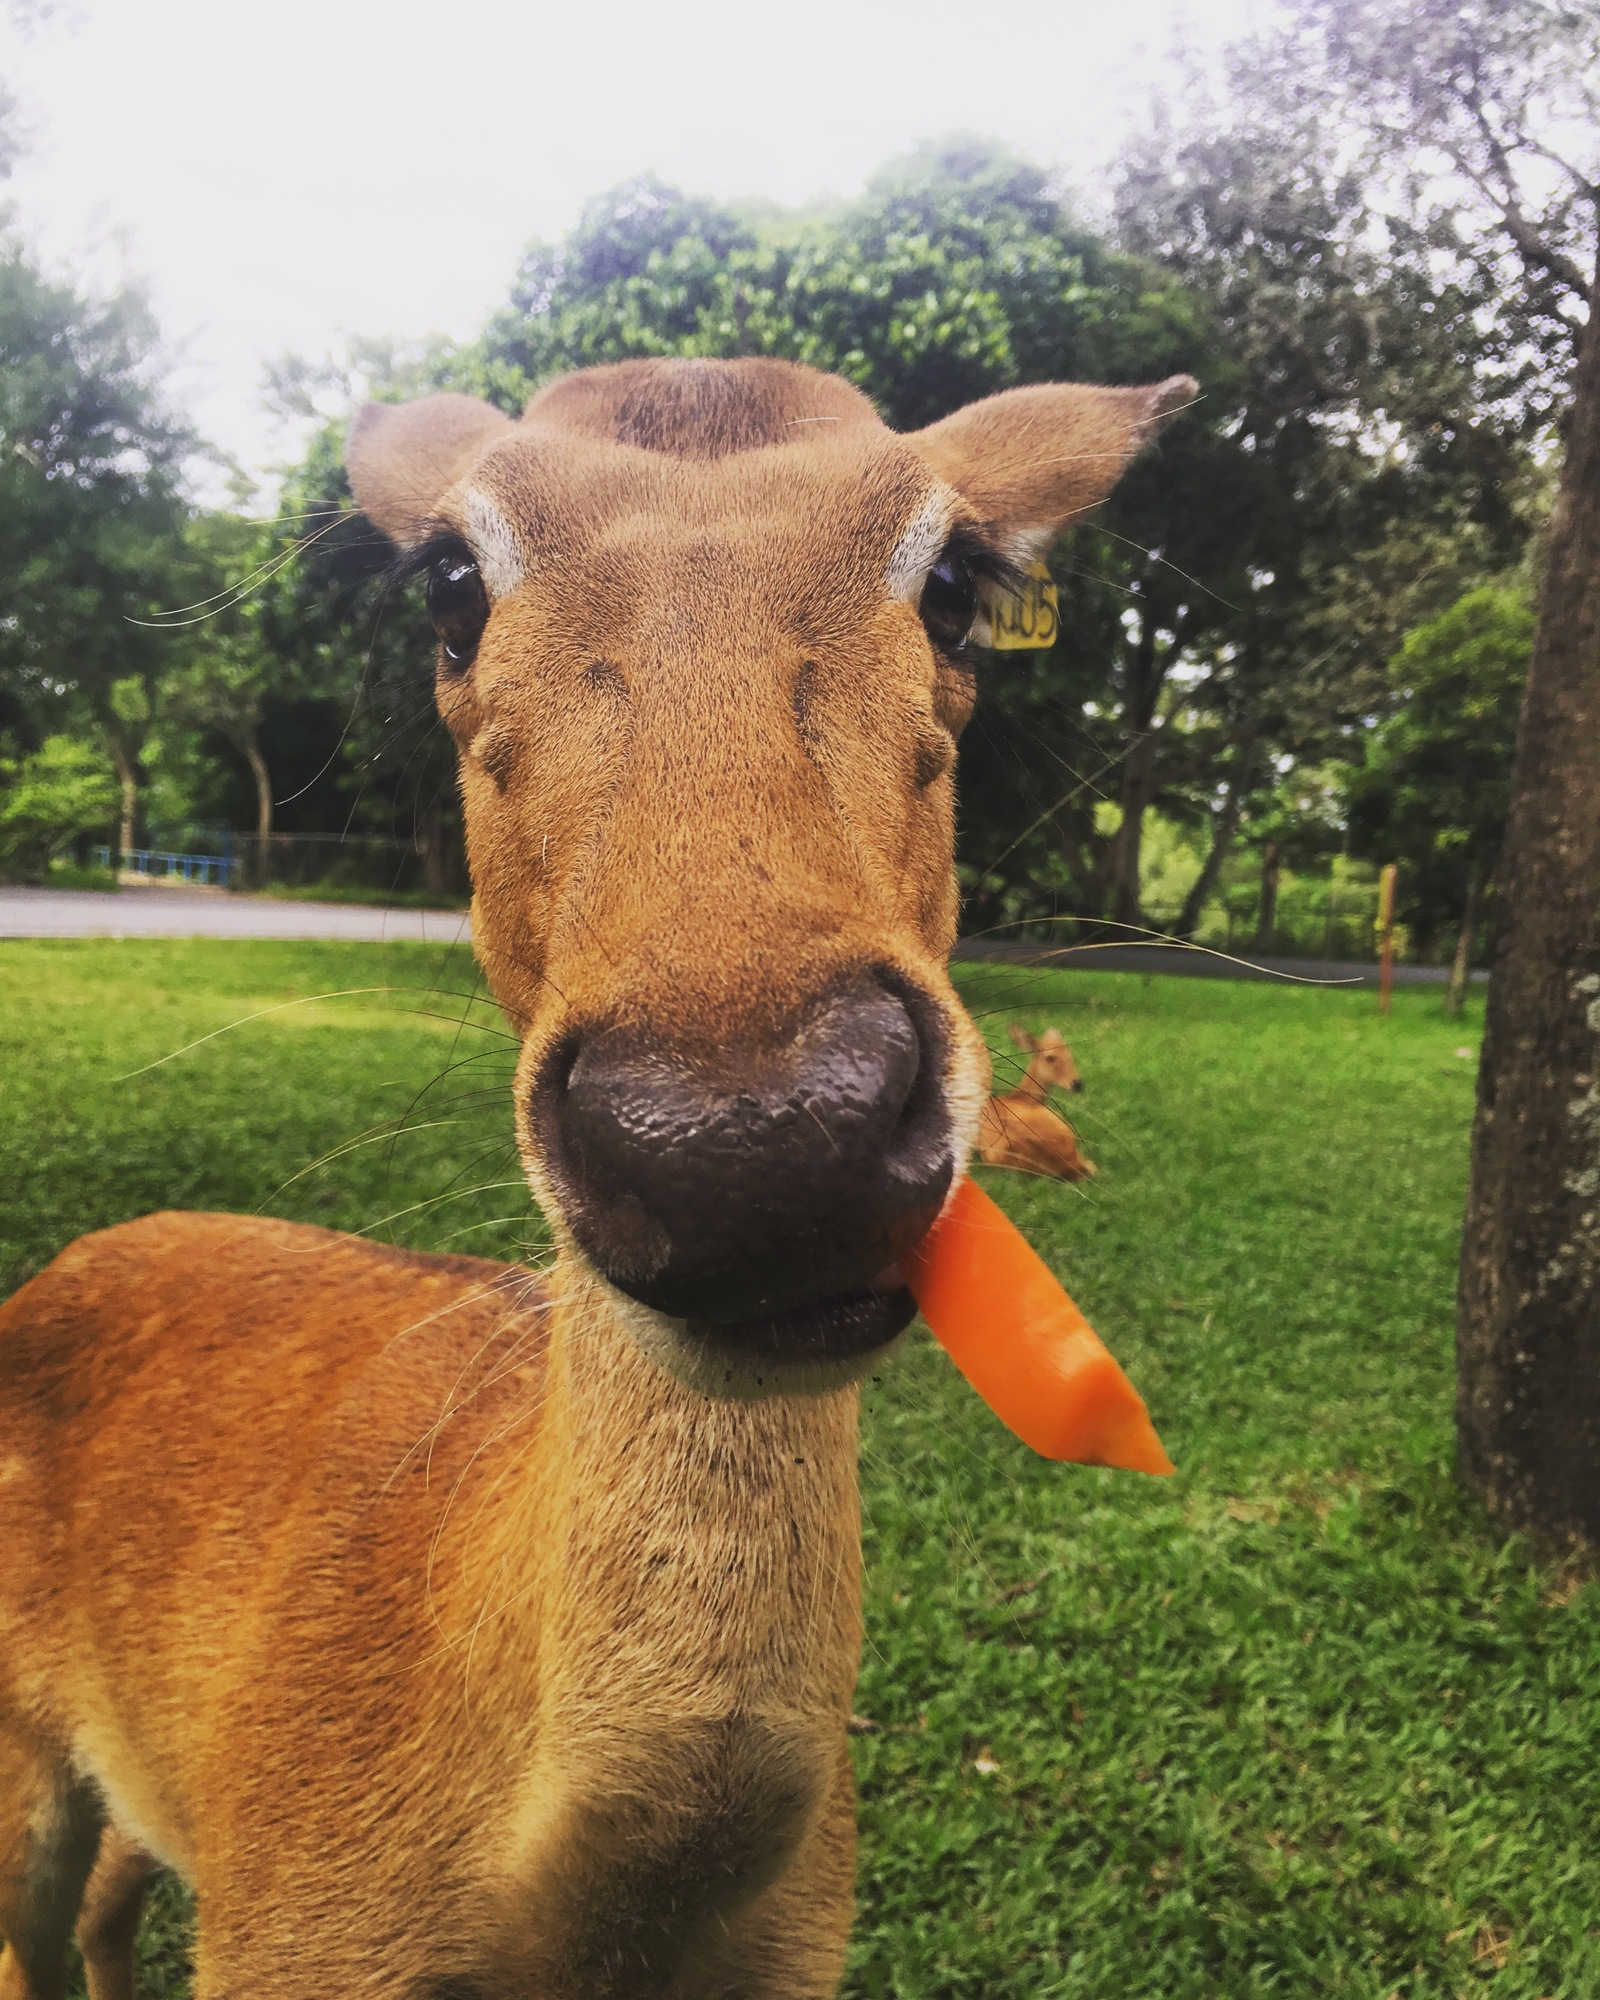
left=532, top=972, right=953, bottom=1361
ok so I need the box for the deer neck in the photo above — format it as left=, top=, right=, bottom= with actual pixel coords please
left=457, top=1258, right=863, bottom=1913
left=1011, top=1060, right=1051, bottom=1106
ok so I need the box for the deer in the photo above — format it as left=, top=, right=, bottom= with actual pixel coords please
left=0, top=354, right=1192, bottom=2000
left=976, top=1025, right=1098, bottom=1181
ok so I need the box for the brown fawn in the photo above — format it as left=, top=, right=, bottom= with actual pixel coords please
left=0, top=356, right=1191, bottom=2000
left=977, top=1025, right=1098, bottom=1181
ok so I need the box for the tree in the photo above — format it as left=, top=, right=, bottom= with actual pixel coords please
left=156, top=515, right=294, bottom=880
left=1346, top=585, right=1531, bottom=1009
left=0, top=733, right=116, bottom=880
left=1260, top=0, right=1600, bottom=1548
left=1109, top=72, right=1536, bottom=941
left=104, top=674, right=148, bottom=860
left=0, top=237, right=192, bottom=774
left=250, top=422, right=469, bottom=896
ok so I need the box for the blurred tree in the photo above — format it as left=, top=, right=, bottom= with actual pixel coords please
left=248, top=424, right=466, bottom=894
left=1110, top=77, right=1536, bottom=940
left=155, top=514, right=296, bottom=877
left=0, top=237, right=192, bottom=795
left=0, top=733, right=117, bottom=880
left=1346, top=585, right=1531, bottom=1007
left=103, top=674, right=149, bottom=859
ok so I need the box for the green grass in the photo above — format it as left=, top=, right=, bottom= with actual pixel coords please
left=1, top=943, right=1596, bottom=1999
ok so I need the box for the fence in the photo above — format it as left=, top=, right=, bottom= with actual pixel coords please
left=90, top=827, right=463, bottom=900
left=94, top=845, right=234, bottom=887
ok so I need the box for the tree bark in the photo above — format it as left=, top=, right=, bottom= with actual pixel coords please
left=1456, top=249, right=1600, bottom=1552
left=1253, top=842, right=1280, bottom=950
left=1175, top=738, right=1255, bottom=940
left=1444, top=865, right=1481, bottom=1018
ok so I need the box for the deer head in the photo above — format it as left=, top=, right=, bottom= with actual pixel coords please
left=1006, top=1023, right=1085, bottom=1093
left=348, top=359, right=1188, bottom=1395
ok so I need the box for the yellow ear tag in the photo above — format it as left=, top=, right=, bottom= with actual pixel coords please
left=985, top=561, right=1060, bottom=651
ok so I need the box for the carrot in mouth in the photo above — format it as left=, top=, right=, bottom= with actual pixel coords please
left=903, top=1176, right=1174, bottom=1474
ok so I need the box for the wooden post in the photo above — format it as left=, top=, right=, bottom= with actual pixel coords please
left=1377, top=863, right=1397, bottom=1016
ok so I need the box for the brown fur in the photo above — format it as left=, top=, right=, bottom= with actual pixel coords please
left=977, top=1028, right=1097, bottom=1181
left=1, top=357, right=1190, bottom=1998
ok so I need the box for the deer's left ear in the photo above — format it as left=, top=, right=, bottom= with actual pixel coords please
left=906, top=376, right=1196, bottom=556
left=1007, top=1024, right=1035, bottom=1051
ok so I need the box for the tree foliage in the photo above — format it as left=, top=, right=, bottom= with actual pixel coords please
left=0, top=237, right=192, bottom=794
left=1346, top=584, right=1532, bottom=947
left=0, top=732, right=117, bottom=878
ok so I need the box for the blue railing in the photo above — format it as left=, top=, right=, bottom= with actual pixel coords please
left=94, top=846, right=235, bottom=887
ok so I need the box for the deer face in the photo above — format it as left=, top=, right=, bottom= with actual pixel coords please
left=349, top=360, right=1189, bottom=1393
left=1009, top=1025, right=1084, bottom=1093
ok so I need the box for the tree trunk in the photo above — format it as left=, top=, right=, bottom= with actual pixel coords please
left=1253, top=842, right=1280, bottom=950
left=110, top=742, right=138, bottom=866
left=1108, top=613, right=1165, bottom=932
left=1456, top=253, right=1600, bottom=1553
left=1444, top=866, right=1481, bottom=1019
left=1175, top=739, right=1255, bottom=940
left=1109, top=729, right=1159, bottom=931
left=244, top=738, right=273, bottom=888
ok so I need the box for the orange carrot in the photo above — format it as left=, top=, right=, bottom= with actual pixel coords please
left=903, top=1177, right=1174, bottom=1474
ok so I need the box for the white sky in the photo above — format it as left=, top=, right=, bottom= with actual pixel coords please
left=0, top=0, right=1256, bottom=497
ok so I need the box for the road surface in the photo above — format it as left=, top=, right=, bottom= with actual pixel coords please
left=0, top=885, right=471, bottom=945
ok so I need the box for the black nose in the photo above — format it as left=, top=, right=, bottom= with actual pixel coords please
left=1071, top=1077, right=1084, bottom=1093
left=536, top=976, right=952, bottom=1336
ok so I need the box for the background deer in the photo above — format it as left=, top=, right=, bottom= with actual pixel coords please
left=977, top=1025, right=1098, bottom=1180
left=0, top=355, right=1191, bottom=2000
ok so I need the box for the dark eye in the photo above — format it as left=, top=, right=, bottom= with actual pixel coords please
left=919, top=550, right=978, bottom=652
left=426, top=547, right=489, bottom=671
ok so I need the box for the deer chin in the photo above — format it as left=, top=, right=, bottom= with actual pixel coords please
left=598, top=1273, right=918, bottom=1401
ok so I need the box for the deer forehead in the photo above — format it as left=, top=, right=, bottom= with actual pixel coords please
left=445, top=435, right=961, bottom=613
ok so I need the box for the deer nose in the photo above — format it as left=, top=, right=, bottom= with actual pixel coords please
left=539, top=977, right=952, bottom=1330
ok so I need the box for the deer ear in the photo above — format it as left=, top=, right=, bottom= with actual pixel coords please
left=346, top=394, right=516, bottom=548
left=1007, top=1024, right=1034, bottom=1051
left=906, top=376, right=1196, bottom=554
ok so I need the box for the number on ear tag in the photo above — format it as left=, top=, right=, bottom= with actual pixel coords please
left=985, top=561, right=1060, bottom=651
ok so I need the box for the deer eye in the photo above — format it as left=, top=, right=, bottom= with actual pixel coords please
left=426, top=546, right=489, bottom=671
left=919, top=551, right=978, bottom=652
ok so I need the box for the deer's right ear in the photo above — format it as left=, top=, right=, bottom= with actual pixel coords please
left=346, top=394, right=515, bottom=548
left=1007, top=1024, right=1034, bottom=1052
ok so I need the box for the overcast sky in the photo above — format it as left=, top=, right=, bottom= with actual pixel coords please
left=0, top=0, right=1256, bottom=496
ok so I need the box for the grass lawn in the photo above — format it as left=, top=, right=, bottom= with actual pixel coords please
left=2, top=941, right=1596, bottom=1999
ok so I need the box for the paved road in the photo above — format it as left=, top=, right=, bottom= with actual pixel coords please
left=0, top=885, right=471, bottom=945
left=2, top=889, right=1482, bottom=986
left=951, top=939, right=1485, bottom=987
